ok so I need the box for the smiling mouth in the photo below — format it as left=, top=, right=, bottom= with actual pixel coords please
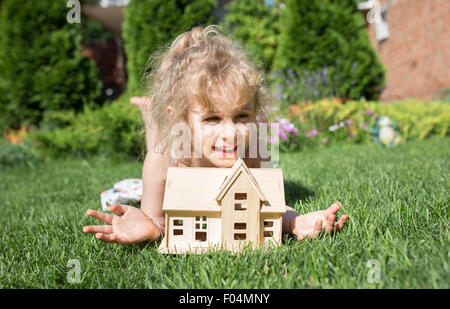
left=212, top=145, right=238, bottom=153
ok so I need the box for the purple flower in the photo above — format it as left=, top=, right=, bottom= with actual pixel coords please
left=287, top=68, right=294, bottom=78
left=366, top=109, right=373, bottom=115
left=306, top=129, right=318, bottom=138
left=282, top=123, right=298, bottom=136
left=345, top=119, right=353, bottom=125
left=329, top=124, right=339, bottom=132
left=348, top=132, right=356, bottom=138
left=321, top=138, right=328, bottom=144
left=279, top=130, right=287, bottom=141
left=362, top=122, right=368, bottom=130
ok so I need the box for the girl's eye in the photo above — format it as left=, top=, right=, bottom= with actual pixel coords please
left=236, top=114, right=249, bottom=119
left=204, top=116, right=220, bottom=122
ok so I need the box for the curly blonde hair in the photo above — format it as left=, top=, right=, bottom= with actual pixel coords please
left=142, top=25, right=274, bottom=162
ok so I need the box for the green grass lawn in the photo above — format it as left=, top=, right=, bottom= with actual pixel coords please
left=1, top=137, right=448, bottom=288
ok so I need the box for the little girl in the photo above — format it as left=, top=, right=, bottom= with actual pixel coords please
left=83, top=25, right=348, bottom=245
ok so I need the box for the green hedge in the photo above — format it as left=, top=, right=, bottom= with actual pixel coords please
left=222, top=0, right=280, bottom=71
left=122, top=0, right=217, bottom=91
left=273, top=0, right=385, bottom=101
left=31, top=94, right=145, bottom=159
left=0, top=0, right=103, bottom=133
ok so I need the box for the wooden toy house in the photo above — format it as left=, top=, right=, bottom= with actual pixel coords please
left=158, top=158, right=286, bottom=254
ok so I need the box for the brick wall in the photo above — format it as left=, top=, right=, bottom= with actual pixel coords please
left=364, top=0, right=450, bottom=101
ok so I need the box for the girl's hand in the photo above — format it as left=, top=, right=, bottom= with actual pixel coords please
left=291, top=202, right=348, bottom=241
left=83, top=204, right=161, bottom=244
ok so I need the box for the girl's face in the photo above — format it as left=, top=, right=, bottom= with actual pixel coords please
left=188, top=98, right=256, bottom=168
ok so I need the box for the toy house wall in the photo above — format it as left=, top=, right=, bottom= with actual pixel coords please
left=260, top=213, right=283, bottom=246
left=221, top=171, right=261, bottom=251
left=167, top=211, right=221, bottom=249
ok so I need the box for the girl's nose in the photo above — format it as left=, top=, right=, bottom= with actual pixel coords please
left=219, top=123, right=238, bottom=144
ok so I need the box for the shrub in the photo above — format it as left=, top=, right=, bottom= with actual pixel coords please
left=273, top=0, right=385, bottom=101
left=39, top=110, right=78, bottom=132
left=122, top=0, right=217, bottom=91
left=0, top=0, right=103, bottom=133
left=221, top=0, right=280, bottom=71
left=433, top=88, right=450, bottom=103
left=369, top=100, right=450, bottom=141
left=0, top=140, right=41, bottom=167
left=271, top=99, right=450, bottom=151
left=80, top=17, right=115, bottom=45
left=31, top=94, right=145, bottom=159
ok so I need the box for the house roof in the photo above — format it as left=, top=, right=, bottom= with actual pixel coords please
left=163, top=158, right=286, bottom=213
left=215, top=158, right=268, bottom=203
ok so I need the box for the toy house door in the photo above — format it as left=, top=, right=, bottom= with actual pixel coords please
left=221, top=173, right=260, bottom=251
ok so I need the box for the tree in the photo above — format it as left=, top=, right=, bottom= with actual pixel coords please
left=273, top=0, right=385, bottom=101
left=122, top=0, right=217, bottom=91
left=0, top=0, right=103, bottom=132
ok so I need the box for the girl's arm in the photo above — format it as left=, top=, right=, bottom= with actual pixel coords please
left=140, top=151, right=168, bottom=230
left=139, top=95, right=168, bottom=230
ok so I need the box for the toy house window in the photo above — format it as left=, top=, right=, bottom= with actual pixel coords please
left=195, top=216, right=207, bottom=242
left=234, top=233, right=246, bottom=240
left=234, top=223, right=246, bottom=230
left=235, top=193, right=247, bottom=200
left=234, top=192, right=247, bottom=211
left=264, top=221, right=273, bottom=228
left=263, top=220, right=274, bottom=238
left=172, top=219, right=184, bottom=236
left=264, top=231, right=273, bottom=237
left=234, top=222, right=247, bottom=240
left=234, top=203, right=247, bottom=211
